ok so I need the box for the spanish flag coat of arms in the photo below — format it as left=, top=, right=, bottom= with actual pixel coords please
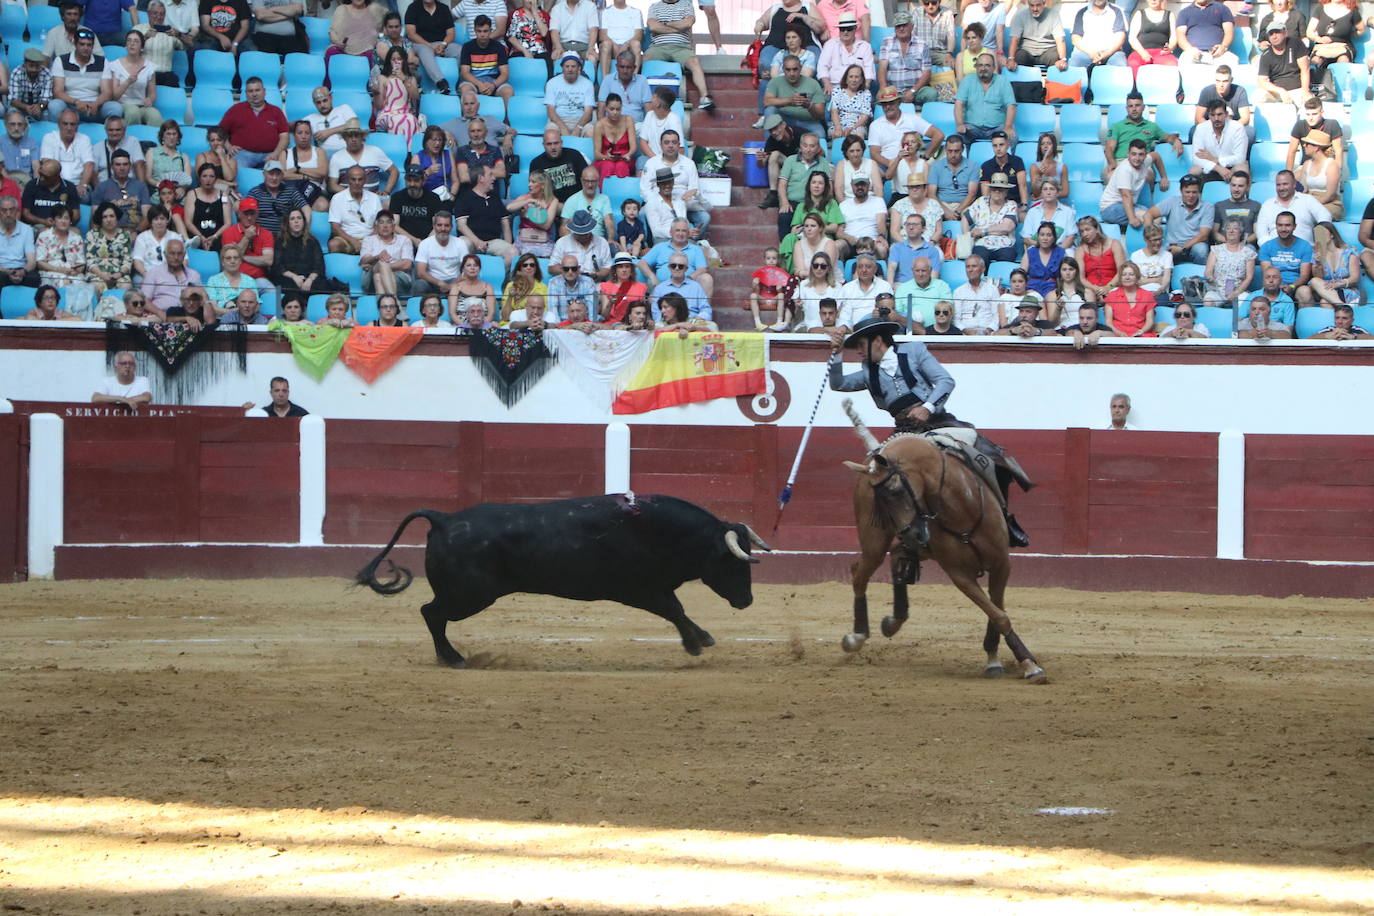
left=612, top=332, right=767, bottom=414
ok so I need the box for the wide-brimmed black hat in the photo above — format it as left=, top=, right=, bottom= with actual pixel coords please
left=844, top=315, right=902, bottom=347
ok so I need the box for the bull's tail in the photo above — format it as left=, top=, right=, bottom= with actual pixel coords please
left=353, top=510, right=441, bottom=596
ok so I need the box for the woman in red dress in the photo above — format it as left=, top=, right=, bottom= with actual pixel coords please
left=1076, top=215, right=1126, bottom=301
left=1104, top=262, right=1157, bottom=338
left=592, top=95, right=637, bottom=181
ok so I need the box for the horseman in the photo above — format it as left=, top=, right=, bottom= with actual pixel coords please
left=828, top=313, right=1032, bottom=547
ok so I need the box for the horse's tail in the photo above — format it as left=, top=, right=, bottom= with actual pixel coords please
left=353, top=510, right=441, bottom=596
left=841, top=398, right=882, bottom=453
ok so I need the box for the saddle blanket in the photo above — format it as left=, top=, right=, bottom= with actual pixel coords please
left=887, top=428, right=1003, bottom=505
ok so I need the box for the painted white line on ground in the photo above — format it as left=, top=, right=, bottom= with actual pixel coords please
left=1036, top=807, right=1116, bottom=816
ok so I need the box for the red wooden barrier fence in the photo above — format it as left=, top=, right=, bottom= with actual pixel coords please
left=1246, top=435, right=1374, bottom=562
left=0, top=415, right=25, bottom=581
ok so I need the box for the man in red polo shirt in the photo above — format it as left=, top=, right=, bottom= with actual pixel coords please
left=219, top=76, right=289, bottom=170
left=221, top=197, right=274, bottom=279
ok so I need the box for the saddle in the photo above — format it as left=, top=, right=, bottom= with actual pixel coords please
left=886, top=428, right=1034, bottom=510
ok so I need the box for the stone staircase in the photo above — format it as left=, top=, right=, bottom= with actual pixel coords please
left=682, top=70, right=780, bottom=332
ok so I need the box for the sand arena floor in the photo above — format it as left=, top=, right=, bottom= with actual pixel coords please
left=0, top=575, right=1371, bottom=915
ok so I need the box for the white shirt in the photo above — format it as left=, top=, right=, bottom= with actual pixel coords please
left=307, top=105, right=361, bottom=155
left=996, top=289, right=1043, bottom=326
left=951, top=278, right=1000, bottom=331
left=544, top=75, right=596, bottom=123
left=360, top=232, right=415, bottom=263
left=164, top=0, right=199, bottom=34
left=1192, top=118, right=1248, bottom=172
left=837, top=276, right=894, bottom=328
left=1256, top=192, right=1325, bottom=244
left=797, top=281, right=839, bottom=329
left=328, top=146, right=394, bottom=191
left=639, top=154, right=700, bottom=204
left=132, top=230, right=183, bottom=269
left=102, top=57, right=157, bottom=106
left=1099, top=158, right=1149, bottom=212
left=869, top=112, right=933, bottom=163
left=327, top=188, right=385, bottom=239
left=39, top=131, right=95, bottom=184
left=839, top=196, right=888, bottom=241
left=600, top=4, right=644, bottom=44
left=415, top=233, right=470, bottom=282
left=458, top=0, right=509, bottom=33
left=95, top=375, right=152, bottom=398
left=551, top=232, right=613, bottom=276
left=644, top=194, right=688, bottom=241
left=550, top=0, right=598, bottom=44
left=639, top=109, right=684, bottom=158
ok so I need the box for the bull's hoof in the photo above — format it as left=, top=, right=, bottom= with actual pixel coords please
left=983, top=663, right=1005, bottom=678
left=840, top=632, right=867, bottom=653
left=682, top=641, right=704, bottom=657
left=698, top=632, right=716, bottom=648
left=880, top=615, right=904, bottom=638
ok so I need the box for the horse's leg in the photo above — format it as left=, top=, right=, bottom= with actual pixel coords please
left=882, top=551, right=911, bottom=638
left=982, top=620, right=1003, bottom=677
left=842, top=536, right=888, bottom=653
left=947, top=557, right=1046, bottom=683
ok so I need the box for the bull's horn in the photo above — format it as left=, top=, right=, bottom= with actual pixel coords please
left=724, top=529, right=759, bottom=563
left=743, top=524, right=773, bottom=552
left=842, top=398, right=882, bottom=454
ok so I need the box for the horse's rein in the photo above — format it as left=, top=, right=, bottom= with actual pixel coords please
left=871, top=449, right=991, bottom=573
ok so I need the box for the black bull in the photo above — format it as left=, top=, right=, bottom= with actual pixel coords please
left=355, top=495, right=773, bottom=667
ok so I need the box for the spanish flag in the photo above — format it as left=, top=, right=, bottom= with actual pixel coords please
left=612, top=332, right=767, bottom=414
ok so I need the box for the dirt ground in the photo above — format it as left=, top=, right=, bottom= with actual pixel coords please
left=0, top=575, right=1371, bottom=915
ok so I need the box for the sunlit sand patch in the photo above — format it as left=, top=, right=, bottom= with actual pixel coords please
left=1, top=796, right=1369, bottom=915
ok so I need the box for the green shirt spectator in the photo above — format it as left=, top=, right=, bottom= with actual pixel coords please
left=764, top=73, right=826, bottom=123
left=778, top=154, right=833, bottom=205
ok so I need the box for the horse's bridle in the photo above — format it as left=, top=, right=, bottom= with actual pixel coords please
left=869, top=449, right=990, bottom=572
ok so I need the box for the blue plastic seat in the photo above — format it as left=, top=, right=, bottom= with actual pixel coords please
left=306, top=294, right=334, bottom=322
left=300, top=16, right=331, bottom=52
left=186, top=248, right=220, bottom=278
left=1201, top=181, right=1231, bottom=203
left=564, top=135, right=594, bottom=160
left=191, top=88, right=235, bottom=126
left=351, top=295, right=379, bottom=324
left=869, top=25, right=893, bottom=54
left=1252, top=104, right=1293, bottom=143
left=284, top=92, right=316, bottom=122
left=1014, top=103, right=1056, bottom=140
left=1005, top=65, right=1043, bottom=84
left=283, top=53, right=326, bottom=93
left=370, top=133, right=409, bottom=168
left=986, top=261, right=1015, bottom=285
left=1050, top=66, right=1089, bottom=99
left=506, top=171, right=529, bottom=200
left=1328, top=62, right=1368, bottom=102
left=602, top=176, right=640, bottom=212
left=1230, top=28, right=1254, bottom=63
left=508, top=96, right=547, bottom=135
left=311, top=211, right=332, bottom=249
left=237, top=50, right=281, bottom=88
left=641, top=60, right=684, bottom=87
left=1294, top=307, right=1330, bottom=339
left=1153, top=305, right=1174, bottom=326
left=513, top=134, right=544, bottom=164
left=1135, top=66, right=1180, bottom=106
left=27, top=4, right=61, bottom=41
left=1152, top=104, right=1195, bottom=142
left=1249, top=143, right=1289, bottom=182
left=477, top=254, right=506, bottom=290
left=326, top=54, right=371, bottom=89
left=918, top=101, right=956, bottom=136
left=509, top=58, right=548, bottom=96
left=334, top=90, right=372, bottom=122
left=1059, top=104, right=1101, bottom=143
left=0, top=4, right=26, bottom=43
left=420, top=56, right=459, bottom=92
left=405, top=296, right=425, bottom=321
left=1063, top=143, right=1104, bottom=181
left=1195, top=305, right=1235, bottom=338
left=1355, top=305, right=1374, bottom=326
left=153, top=86, right=190, bottom=125
left=238, top=167, right=264, bottom=195
left=1345, top=181, right=1374, bottom=223
left=1088, top=67, right=1133, bottom=106
left=192, top=50, right=237, bottom=91
left=421, top=93, right=463, bottom=124
left=324, top=254, right=363, bottom=293
left=939, top=260, right=967, bottom=288
left=475, top=94, right=506, bottom=120
left=0, top=286, right=32, bottom=319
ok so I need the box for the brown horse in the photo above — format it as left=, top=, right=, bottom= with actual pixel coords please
left=838, top=399, right=1047, bottom=682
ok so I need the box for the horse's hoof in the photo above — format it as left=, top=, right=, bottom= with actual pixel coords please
left=698, top=632, right=716, bottom=648
left=438, top=656, right=467, bottom=669
left=682, top=642, right=704, bottom=657
left=840, top=633, right=867, bottom=653
left=1023, top=667, right=1049, bottom=684
left=880, top=616, right=903, bottom=638
left=983, top=663, right=1005, bottom=678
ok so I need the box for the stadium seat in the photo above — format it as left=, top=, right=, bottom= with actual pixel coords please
left=1355, top=305, right=1374, bottom=327
left=1068, top=182, right=1104, bottom=216
left=1249, top=143, right=1288, bottom=182
left=1201, top=181, right=1230, bottom=203
left=918, top=102, right=956, bottom=136
left=300, top=16, right=331, bottom=52
left=1153, top=305, right=1174, bottom=326
left=506, top=171, right=529, bottom=200
left=1014, top=103, right=1056, bottom=140
left=869, top=25, right=893, bottom=54
left=0, top=4, right=26, bottom=43
left=192, top=50, right=237, bottom=91
left=1230, top=27, right=1254, bottom=63
left=354, top=296, right=380, bottom=325
left=1294, top=307, right=1331, bottom=339
left=1005, top=65, right=1043, bottom=85
left=78, top=204, right=91, bottom=233
left=127, top=125, right=160, bottom=146
left=419, top=56, right=460, bottom=92
left=1059, top=104, right=1101, bottom=143
left=1154, top=144, right=1189, bottom=182
left=509, top=58, right=548, bottom=96
left=1195, top=306, right=1235, bottom=338
left=334, top=90, right=372, bottom=122
left=181, top=125, right=210, bottom=161
left=238, top=50, right=281, bottom=88
left=1062, top=143, right=1102, bottom=181
left=191, top=88, right=235, bottom=126
left=284, top=53, right=327, bottom=93
left=475, top=94, right=506, bottom=120
left=284, top=91, right=316, bottom=122
left=1135, top=66, right=1180, bottom=106
left=5, top=43, right=26, bottom=71
left=1180, top=66, right=1211, bottom=105
left=26, top=3, right=61, bottom=40
left=508, top=96, right=547, bottom=135
left=986, top=261, right=1015, bottom=285
left=327, top=54, right=371, bottom=90
left=421, top=93, right=463, bottom=124
left=259, top=288, right=279, bottom=317
left=968, top=140, right=993, bottom=163
left=371, top=132, right=409, bottom=166
left=324, top=253, right=363, bottom=292
left=1050, top=66, right=1089, bottom=100
left=311, top=211, right=332, bottom=249
left=186, top=248, right=219, bottom=278
left=0, top=286, right=32, bottom=319
left=154, top=86, right=190, bottom=124
left=1252, top=104, right=1293, bottom=143
left=405, top=296, right=424, bottom=321
left=602, top=176, right=639, bottom=212
left=564, top=135, right=594, bottom=160
left=1152, top=104, right=1195, bottom=142
left=641, top=60, right=684, bottom=88
left=477, top=254, right=506, bottom=290
left=939, top=260, right=967, bottom=288
left=513, top=133, right=544, bottom=164
left=238, top=167, right=264, bottom=195
left=306, top=294, right=333, bottom=322
left=1329, top=62, right=1368, bottom=102
left=1345, top=181, right=1374, bottom=223
left=77, top=123, right=105, bottom=145
left=1088, top=67, right=1133, bottom=106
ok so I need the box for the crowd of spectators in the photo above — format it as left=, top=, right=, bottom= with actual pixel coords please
left=1, top=0, right=1372, bottom=343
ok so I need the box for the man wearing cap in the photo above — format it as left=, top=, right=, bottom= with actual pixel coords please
left=328, top=127, right=398, bottom=196
left=141, top=236, right=200, bottom=312
left=220, top=77, right=289, bottom=170
left=1143, top=175, right=1214, bottom=264
left=1256, top=23, right=1311, bottom=106
left=868, top=86, right=942, bottom=171
left=530, top=127, right=590, bottom=204
left=0, top=112, right=40, bottom=186
left=644, top=0, right=714, bottom=111
left=771, top=130, right=829, bottom=232
left=763, top=54, right=827, bottom=139
left=221, top=196, right=274, bottom=278
left=640, top=130, right=709, bottom=238
left=644, top=167, right=688, bottom=242
left=837, top=253, right=893, bottom=329
left=878, top=10, right=937, bottom=104
left=893, top=256, right=950, bottom=329
left=565, top=166, right=617, bottom=240
left=44, top=2, right=106, bottom=60
left=49, top=28, right=122, bottom=124
left=994, top=296, right=1059, bottom=337
left=954, top=52, right=1016, bottom=144
left=1006, top=0, right=1067, bottom=70
left=552, top=210, right=613, bottom=281
left=390, top=164, right=445, bottom=247
left=818, top=13, right=875, bottom=96
left=305, top=87, right=361, bottom=157
left=545, top=53, right=597, bottom=137
left=454, top=163, right=515, bottom=267
left=9, top=50, right=55, bottom=123
left=246, top=161, right=307, bottom=236
left=887, top=214, right=942, bottom=285
left=327, top=165, right=385, bottom=256
left=828, top=314, right=1033, bottom=546
left=838, top=174, right=889, bottom=259
left=1189, top=100, right=1249, bottom=184
left=755, top=115, right=801, bottom=211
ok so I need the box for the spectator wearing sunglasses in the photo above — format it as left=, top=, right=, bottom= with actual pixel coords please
left=545, top=253, right=599, bottom=323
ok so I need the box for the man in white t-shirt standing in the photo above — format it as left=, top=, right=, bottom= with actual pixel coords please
left=599, top=0, right=645, bottom=74
left=838, top=175, right=890, bottom=259
left=92, top=351, right=152, bottom=410
left=414, top=210, right=471, bottom=296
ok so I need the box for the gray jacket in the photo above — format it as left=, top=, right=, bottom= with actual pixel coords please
left=829, top=340, right=956, bottom=416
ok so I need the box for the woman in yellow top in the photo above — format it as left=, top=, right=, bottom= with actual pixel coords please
left=500, top=253, right=548, bottom=322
